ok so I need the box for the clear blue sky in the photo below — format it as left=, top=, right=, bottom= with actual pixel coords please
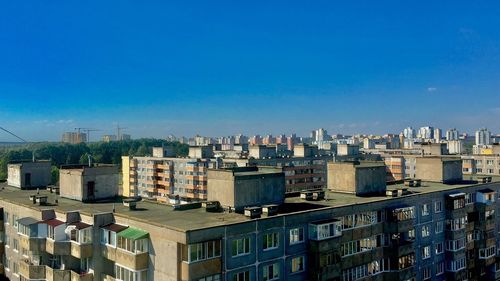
left=1, top=1, right=499, bottom=141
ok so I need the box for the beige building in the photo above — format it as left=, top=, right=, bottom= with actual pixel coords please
left=62, top=132, right=87, bottom=144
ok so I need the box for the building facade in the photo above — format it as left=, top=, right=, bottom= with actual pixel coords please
left=1, top=175, right=500, bottom=281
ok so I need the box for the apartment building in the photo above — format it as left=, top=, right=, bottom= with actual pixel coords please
left=122, top=155, right=216, bottom=204
left=1, top=162, right=500, bottom=281
left=462, top=144, right=500, bottom=177
left=61, top=132, right=87, bottom=144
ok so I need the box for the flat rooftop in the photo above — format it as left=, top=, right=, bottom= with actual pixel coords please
left=1, top=176, right=499, bottom=232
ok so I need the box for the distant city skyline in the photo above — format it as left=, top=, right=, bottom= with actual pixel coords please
left=1, top=1, right=500, bottom=141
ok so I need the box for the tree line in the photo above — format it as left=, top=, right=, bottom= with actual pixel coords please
left=0, top=139, right=188, bottom=183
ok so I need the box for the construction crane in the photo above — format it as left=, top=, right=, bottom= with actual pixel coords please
left=0, top=126, right=35, bottom=161
left=74, top=128, right=101, bottom=143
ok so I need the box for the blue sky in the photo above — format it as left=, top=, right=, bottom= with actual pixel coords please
left=1, top=1, right=499, bottom=141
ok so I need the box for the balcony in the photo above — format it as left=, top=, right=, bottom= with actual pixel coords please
left=388, top=241, right=415, bottom=258
left=19, top=260, right=46, bottom=279
left=181, top=258, right=221, bottom=281
left=45, top=266, right=71, bottom=281
left=19, top=235, right=45, bottom=252
left=70, top=271, right=93, bottom=281
left=102, top=245, right=149, bottom=270
left=70, top=242, right=93, bottom=258
left=313, top=264, right=341, bottom=281
left=116, top=248, right=148, bottom=270
left=46, top=239, right=71, bottom=255
left=102, top=274, right=116, bottom=281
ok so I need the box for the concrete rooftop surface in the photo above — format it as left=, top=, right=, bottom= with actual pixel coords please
left=1, top=175, right=498, bottom=232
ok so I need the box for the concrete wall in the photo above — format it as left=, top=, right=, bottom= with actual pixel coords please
left=7, top=162, right=51, bottom=189
left=294, top=144, right=318, bottom=158
left=327, top=162, right=356, bottom=193
left=207, top=170, right=236, bottom=208
left=442, top=159, right=463, bottom=183
left=60, top=166, right=119, bottom=201
left=59, top=169, right=84, bottom=200
left=422, top=143, right=448, bottom=156
left=249, top=145, right=276, bottom=159
left=189, top=146, right=214, bottom=159
left=337, top=144, right=359, bottom=156
left=152, top=147, right=176, bottom=158
left=355, top=166, right=387, bottom=195
left=416, top=157, right=463, bottom=183
left=207, top=169, right=285, bottom=211
left=328, top=162, right=386, bottom=195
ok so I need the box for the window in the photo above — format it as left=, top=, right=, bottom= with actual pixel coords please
left=446, top=216, right=467, bottom=231
left=465, top=193, right=475, bottom=205
left=392, top=207, right=415, bottom=221
left=12, top=214, right=18, bottom=228
left=435, top=242, right=444, bottom=254
left=117, top=237, right=148, bottom=254
left=188, top=240, right=221, bottom=263
left=421, top=204, right=430, bottom=216
left=232, top=271, right=249, bottom=281
left=232, top=237, right=250, bottom=257
left=421, top=225, right=430, bottom=238
left=291, top=256, right=304, bottom=273
left=422, top=266, right=431, bottom=280
left=13, top=238, right=19, bottom=252
left=435, top=221, right=444, bottom=234
left=422, top=246, right=431, bottom=259
left=479, top=246, right=496, bottom=259
left=101, top=229, right=117, bottom=247
left=115, top=264, right=147, bottom=281
left=17, top=224, right=31, bottom=237
left=4, top=211, right=9, bottom=225
left=436, top=261, right=444, bottom=275
left=310, top=221, right=342, bottom=240
left=289, top=228, right=304, bottom=245
left=434, top=201, right=443, bottom=213
left=198, top=274, right=221, bottom=281
left=48, top=225, right=55, bottom=240
left=263, top=233, right=279, bottom=250
left=446, top=238, right=466, bottom=251
left=81, top=257, right=91, bottom=272
left=447, top=257, right=466, bottom=272
left=263, top=263, right=279, bottom=281
left=341, top=235, right=382, bottom=257
left=398, top=254, right=415, bottom=269
left=73, top=227, right=92, bottom=244
left=341, top=211, right=383, bottom=230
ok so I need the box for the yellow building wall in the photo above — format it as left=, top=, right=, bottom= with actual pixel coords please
left=121, top=156, right=131, bottom=197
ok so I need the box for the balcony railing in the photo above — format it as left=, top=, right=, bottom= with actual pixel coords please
left=19, top=260, right=46, bottom=280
